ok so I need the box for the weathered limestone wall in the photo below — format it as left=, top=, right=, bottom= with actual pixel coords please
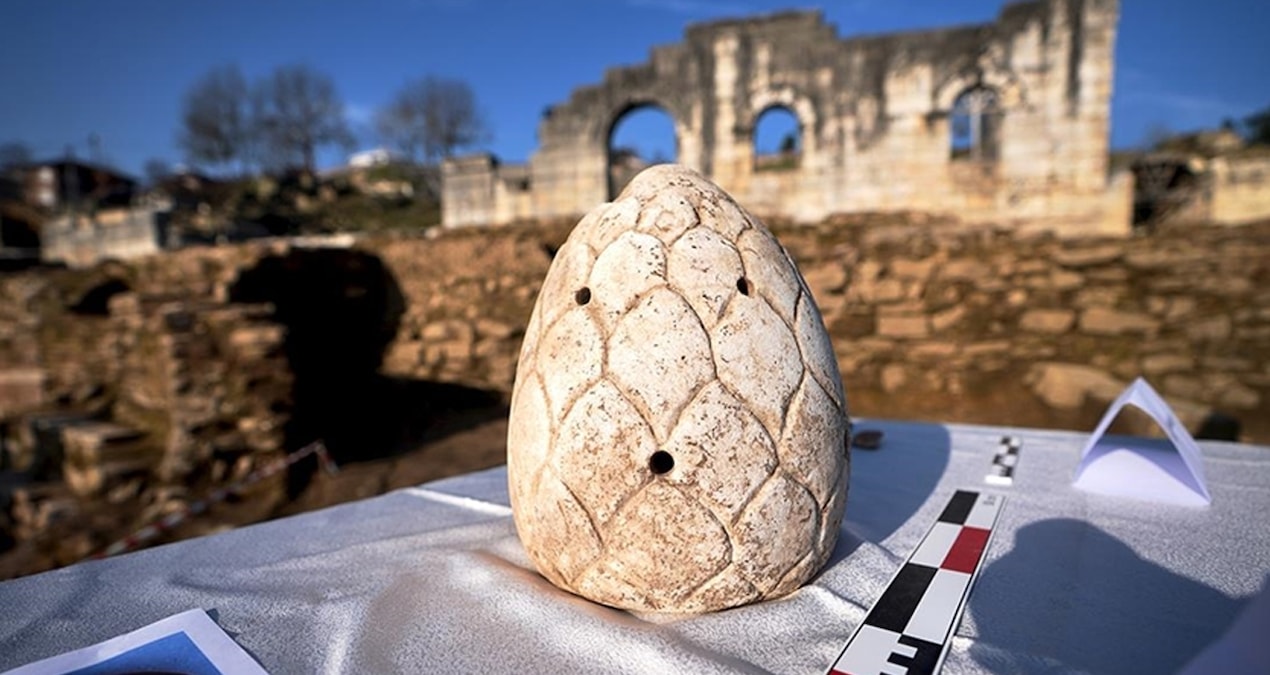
left=3, top=216, right=1268, bottom=470
left=1210, top=153, right=1270, bottom=225
left=4, top=214, right=1266, bottom=574
left=370, top=218, right=1270, bottom=441
left=371, top=225, right=565, bottom=391
left=445, top=0, right=1128, bottom=237
left=41, top=206, right=165, bottom=268
left=0, top=245, right=292, bottom=485
left=785, top=217, right=1268, bottom=436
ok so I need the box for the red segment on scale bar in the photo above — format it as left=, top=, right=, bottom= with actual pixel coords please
left=941, top=526, right=990, bottom=574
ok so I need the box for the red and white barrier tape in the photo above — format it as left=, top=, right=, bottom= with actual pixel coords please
left=90, top=441, right=338, bottom=560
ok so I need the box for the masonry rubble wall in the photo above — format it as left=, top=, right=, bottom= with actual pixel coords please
left=374, top=219, right=1270, bottom=441
left=40, top=205, right=166, bottom=268
left=1210, top=153, right=1270, bottom=226
left=3, top=219, right=1269, bottom=451
left=1, top=217, right=1268, bottom=541
left=0, top=244, right=292, bottom=565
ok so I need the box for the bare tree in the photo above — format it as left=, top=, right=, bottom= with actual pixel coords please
left=1245, top=104, right=1270, bottom=146
left=0, top=142, right=33, bottom=171
left=376, top=76, right=488, bottom=164
left=254, top=65, right=353, bottom=172
left=143, top=158, right=172, bottom=187
left=178, top=65, right=256, bottom=175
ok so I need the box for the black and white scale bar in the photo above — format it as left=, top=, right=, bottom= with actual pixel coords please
left=827, top=490, right=1005, bottom=675
left=984, top=436, right=1022, bottom=486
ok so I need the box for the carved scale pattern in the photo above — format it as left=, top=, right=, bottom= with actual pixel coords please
left=508, top=165, right=850, bottom=613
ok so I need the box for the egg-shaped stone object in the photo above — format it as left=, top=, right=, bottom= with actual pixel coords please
left=507, top=164, right=849, bottom=613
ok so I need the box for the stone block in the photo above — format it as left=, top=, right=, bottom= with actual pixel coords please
left=1026, top=362, right=1124, bottom=409
left=382, top=341, right=424, bottom=373
left=1125, top=249, right=1201, bottom=270
left=876, top=314, right=929, bottom=339
left=1162, top=375, right=1204, bottom=401
left=1196, top=276, right=1253, bottom=297
left=873, top=279, right=907, bottom=303
left=474, top=318, right=517, bottom=340
left=880, top=363, right=907, bottom=393
left=0, top=368, right=46, bottom=418
left=1085, top=267, right=1129, bottom=283
left=1187, top=315, right=1232, bottom=342
left=1049, top=270, right=1085, bottom=291
left=420, top=321, right=453, bottom=341
left=228, top=324, right=286, bottom=357
left=1014, top=260, right=1049, bottom=275
left=889, top=257, right=937, bottom=280
left=878, top=301, right=925, bottom=316
left=1200, top=356, right=1254, bottom=372
left=930, top=305, right=966, bottom=332
left=801, top=263, right=847, bottom=296
left=1141, top=354, right=1194, bottom=375
left=1079, top=307, right=1159, bottom=336
left=1053, top=244, right=1122, bottom=267
left=1215, top=380, right=1260, bottom=409
left=1019, top=309, right=1075, bottom=334
left=940, top=259, right=989, bottom=281
left=964, top=340, right=1011, bottom=356
left=910, top=342, right=958, bottom=358
left=1073, top=286, right=1122, bottom=308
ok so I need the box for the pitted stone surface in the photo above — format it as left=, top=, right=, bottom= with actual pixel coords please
left=508, top=164, right=850, bottom=613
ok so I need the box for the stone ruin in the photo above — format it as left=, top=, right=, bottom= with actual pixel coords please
left=443, top=0, right=1131, bottom=236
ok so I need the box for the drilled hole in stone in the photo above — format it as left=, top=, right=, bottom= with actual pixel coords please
left=649, top=450, right=675, bottom=475
left=737, top=277, right=751, bottom=296
left=575, top=287, right=591, bottom=305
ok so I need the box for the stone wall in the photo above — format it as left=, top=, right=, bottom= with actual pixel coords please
left=41, top=205, right=166, bottom=268
left=371, top=224, right=568, bottom=392
left=445, top=0, right=1129, bottom=236
left=365, top=218, right=1270, bottom=442
left=2, top=216, right=1268, bottom=573
left=2, top=216, right=1268, bottom=497
left=0, top=244, right=292, bottom=565
left=783, top=216, right=1268, bottom=438
left=1211, top=152, right=1270, bottom=225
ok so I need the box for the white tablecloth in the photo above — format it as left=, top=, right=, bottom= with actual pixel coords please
left=2, top=420, right=1269, bottom=674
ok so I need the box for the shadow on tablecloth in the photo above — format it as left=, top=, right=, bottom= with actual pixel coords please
left=834, top=420, right=951, bottom=561
left=968, top=518, right=1246, bottom=674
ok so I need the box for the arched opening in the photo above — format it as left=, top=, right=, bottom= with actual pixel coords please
left=753, top=106, right=802, bottom=172
left=70, top=278, right=130, bottom=316
left=607, top=104, right=677, bottom=199
left=227, top=249, right=506, bottom=499
left=1131, top=157, right=1199, bottom=230
left=950, top=86, right=1001, bottom=162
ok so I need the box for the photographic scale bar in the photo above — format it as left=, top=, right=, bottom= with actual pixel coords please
left=827, top=490, right=1005, bottom=675
left=985, top=436, right=1021, bottom=486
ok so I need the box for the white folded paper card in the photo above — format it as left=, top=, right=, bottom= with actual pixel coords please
left=3, top=608, right=269, bottom=675
left=1072, top=377, right=1211, bottom=507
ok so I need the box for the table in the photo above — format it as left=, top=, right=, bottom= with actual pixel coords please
left=2, top=420, right=1268, bottom=674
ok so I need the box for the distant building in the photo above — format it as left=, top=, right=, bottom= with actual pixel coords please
left=0, top=171, right=42, bottom=269
left=444, top=0, right=1130, bottom=236
left=1131, top=129, right=1270, bottom=228
left=348, top=148, right=397, bottom=169
left=9, top=159, right=137, bottom=211
left=40, top=204, right=169, bottom=268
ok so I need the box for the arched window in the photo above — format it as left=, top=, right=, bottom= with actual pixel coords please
left=753, top=106, right=801, bottom=171
left=607, top=104, right=677, bottom=199
left=950, top=87, right=1001, bottom=162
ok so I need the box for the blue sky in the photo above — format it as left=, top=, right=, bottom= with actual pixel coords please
left=1, top=0, right=1265, bottom=177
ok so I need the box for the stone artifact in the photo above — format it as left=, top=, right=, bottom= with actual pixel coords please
left=507, top=164, right=850, bottom=613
